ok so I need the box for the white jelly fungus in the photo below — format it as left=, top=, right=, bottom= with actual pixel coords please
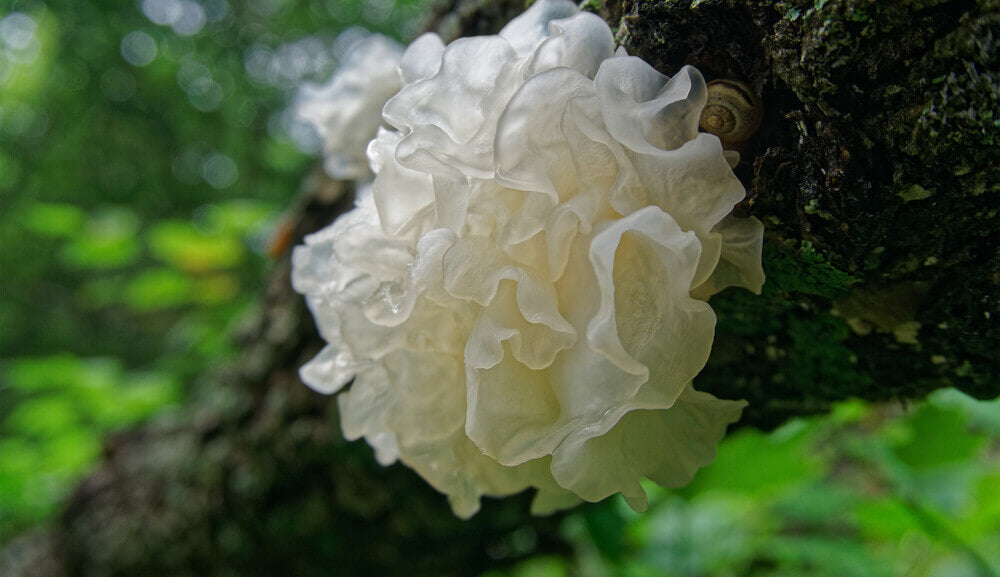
left=295, top=33, right=403, bottom=180
left=292, top=0, right=765, bottom=517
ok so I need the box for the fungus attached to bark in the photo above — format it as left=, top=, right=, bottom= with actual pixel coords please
left=292, top=0, right=765, bottom=517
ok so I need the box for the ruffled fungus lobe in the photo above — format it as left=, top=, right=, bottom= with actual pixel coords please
left=295, top=33, right=403, bottom=179
left=292, top=0, right=765, bottom=517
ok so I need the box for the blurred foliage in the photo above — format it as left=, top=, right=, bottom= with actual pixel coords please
left=484, top=389, right=1000, bottom=577
left=0, top=0, right=429, bottom=542
left=0, top=2, right=998, bottom=576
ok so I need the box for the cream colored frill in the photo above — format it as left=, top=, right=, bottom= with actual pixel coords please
left=292, top=0, right=765, bottom=518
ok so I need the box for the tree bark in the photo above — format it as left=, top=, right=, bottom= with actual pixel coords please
left=607, top=0, right=998, bottom=429
left=3, top=0, right=996, bottom=575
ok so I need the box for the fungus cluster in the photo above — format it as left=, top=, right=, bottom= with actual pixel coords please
left=292, top=0, right=764, bottom=517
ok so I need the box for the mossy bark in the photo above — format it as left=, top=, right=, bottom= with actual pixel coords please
left=603, top=0, right=998, bottom=428
left=2, top=1, right=996, bottom=575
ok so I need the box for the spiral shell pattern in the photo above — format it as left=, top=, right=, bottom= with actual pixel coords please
left=699, top=79, right=763, bottom=147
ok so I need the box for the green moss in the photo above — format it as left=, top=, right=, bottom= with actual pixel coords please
left=700, top=240, right=868, bottom=426
left=764, top=241, right=857, bottom=299
left=785, top=313, right=869, bottom=397
left=704, top=282, right=872, bottom=428
left=896, top=184, right=933, bottom=203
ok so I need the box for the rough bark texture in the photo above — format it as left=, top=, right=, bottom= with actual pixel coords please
left=604, top=0, right=999, bottom=430
left=3, top=0, right=997, bottom=575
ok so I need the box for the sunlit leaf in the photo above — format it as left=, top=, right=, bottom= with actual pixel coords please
left=683, top=423, right=823, bottom=496
left=147, top=220, right=244, bottom=272
left=89, top=372, right=180, bottom=427
left=195, top=199, right=276, bottom=235
left=5, top=355, right=120, bottom=392
left=123, top=268, right=195, bottom=311
left=60, top=233, right=141, bottom=269
left=963, top=472, right=1000, bottom=539
left=5, top=396, right=81, bottom=437
left=22, top=202, right=86, bottom=237
left=39, top=430, right=102, bottom=476
left=59, top=208, right=143, bottom=269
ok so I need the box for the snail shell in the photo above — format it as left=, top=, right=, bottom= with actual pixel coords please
left=699, top=79, right=763, bottom=147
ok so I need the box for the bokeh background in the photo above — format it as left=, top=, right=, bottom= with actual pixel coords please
left=1, top=1, right=997, bottom=575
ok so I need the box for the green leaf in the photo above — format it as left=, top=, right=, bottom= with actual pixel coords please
left=123, top=268, right=195, bottom=311
left=89, top=372, right=179, bottom=427
left=770, top=535, right=890, bottom=577
left=893, top=404, right=984, bottom=470
left=776, top=482, right=860, bottom=525
left=22, top=203, right=86, bottom=237
left=854, top=499, right=915, bottom=540
left=60, top=233, right=141, bottom=269
left=929, top=388, right=1000, bottom=435
left=684, top=423, right=823, bottom=496
left=196, top=200, right=276, bottom=235
left=147, top=221, right=244, bottom=272
left=0, top=439, right=47, bottom=522
left=0, top=439, right=40, bottom=486
left=963, top=472, right=1000, bottom=539
left=59, top=208, right=142, bottom=269
left=5, top=355, right=121, bottom=393
left=39, top=430, right=102, bottom=477
left=5, top=396, right=81, bottom=438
